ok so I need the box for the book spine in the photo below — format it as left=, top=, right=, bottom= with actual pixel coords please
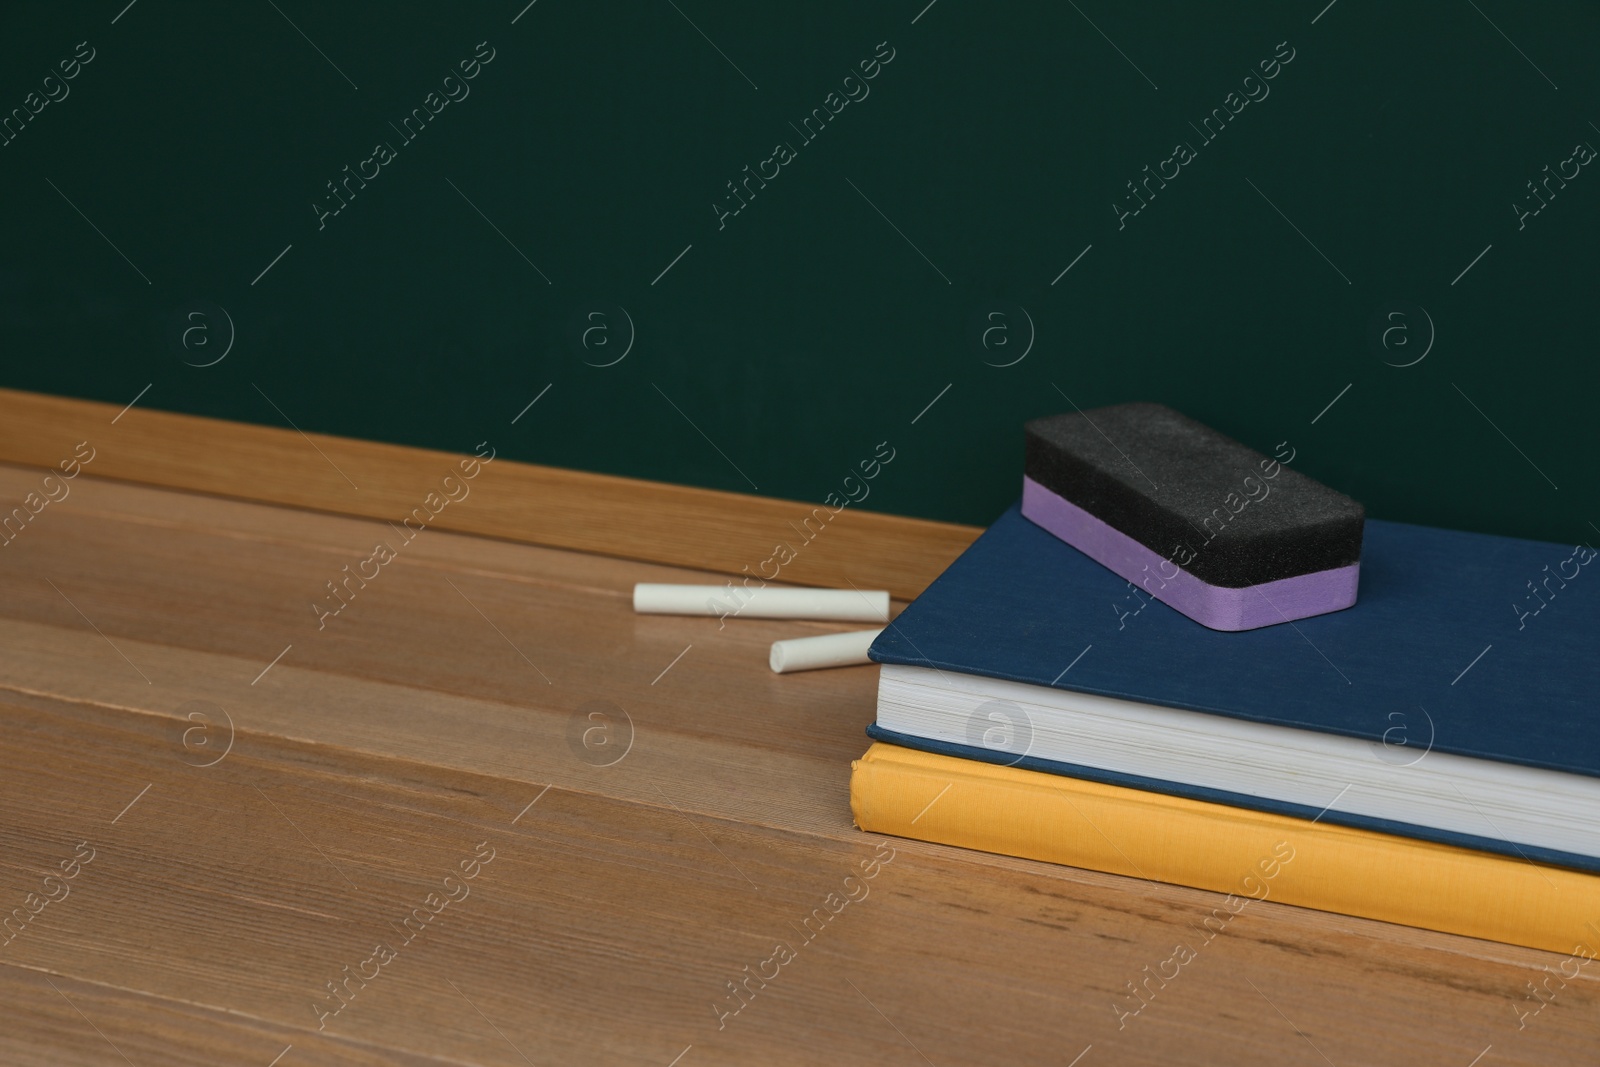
left=850, top=743, right=1598, bottom=956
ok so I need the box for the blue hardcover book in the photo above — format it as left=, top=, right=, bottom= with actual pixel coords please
left=867, top=503, right=1600, bottom=871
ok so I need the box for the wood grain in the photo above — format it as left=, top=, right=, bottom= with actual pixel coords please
left=0, top=387, right=978, bottom=600
left=0, top=463, right=1596, bottom=1065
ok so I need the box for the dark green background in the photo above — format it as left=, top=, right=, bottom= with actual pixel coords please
left=2, top=1, right=1595, bottom=542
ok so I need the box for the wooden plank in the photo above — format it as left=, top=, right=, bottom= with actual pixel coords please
left=0, top=466, right=1596, bottom=1064
left=1, top=692, right=1594, bottom=1067
left=0, top=388, right=978, bottom=600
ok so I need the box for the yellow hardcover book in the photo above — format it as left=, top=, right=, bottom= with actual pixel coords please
left=850, top=742, right=1600, bottom=954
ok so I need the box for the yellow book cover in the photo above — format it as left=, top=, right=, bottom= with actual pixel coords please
left=850, top=742, right=1600, bottom=955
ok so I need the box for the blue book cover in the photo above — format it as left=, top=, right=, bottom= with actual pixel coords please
left=867, top=502, right=1600, bottom=868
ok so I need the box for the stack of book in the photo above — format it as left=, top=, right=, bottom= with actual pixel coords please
left=852, top=502, right=1600, bottom=953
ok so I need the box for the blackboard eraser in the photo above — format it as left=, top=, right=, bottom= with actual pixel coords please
left=1022, top=402, right=1364, bottom=631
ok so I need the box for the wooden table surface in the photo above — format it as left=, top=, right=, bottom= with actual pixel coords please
left=1, top=460, right=1595, bottom=1066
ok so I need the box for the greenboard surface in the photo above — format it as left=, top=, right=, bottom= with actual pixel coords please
left=2, top=1, right=1596, bottom=543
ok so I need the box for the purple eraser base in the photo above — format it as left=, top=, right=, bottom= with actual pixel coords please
left=1021, top=476, right=1359, bottom=632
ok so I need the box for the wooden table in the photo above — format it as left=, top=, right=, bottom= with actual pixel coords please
left=0, top=391, right=1593, bottom=1065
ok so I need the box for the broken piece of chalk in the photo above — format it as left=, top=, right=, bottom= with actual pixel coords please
left=769, top=629, right=884, bottom=673
left=633, top=584, right=889, bottom=623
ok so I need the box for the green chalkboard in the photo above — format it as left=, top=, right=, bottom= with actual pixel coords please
left=3, top=1, right=1596, bottom=544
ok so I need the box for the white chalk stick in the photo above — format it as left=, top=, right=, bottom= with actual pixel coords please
left=769, top=628, right=884, bottom=673
left=632, top=584, right=889, bottom=623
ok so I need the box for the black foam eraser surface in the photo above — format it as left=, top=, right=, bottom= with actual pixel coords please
left=1024, top=402, right=1364, bottom=587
